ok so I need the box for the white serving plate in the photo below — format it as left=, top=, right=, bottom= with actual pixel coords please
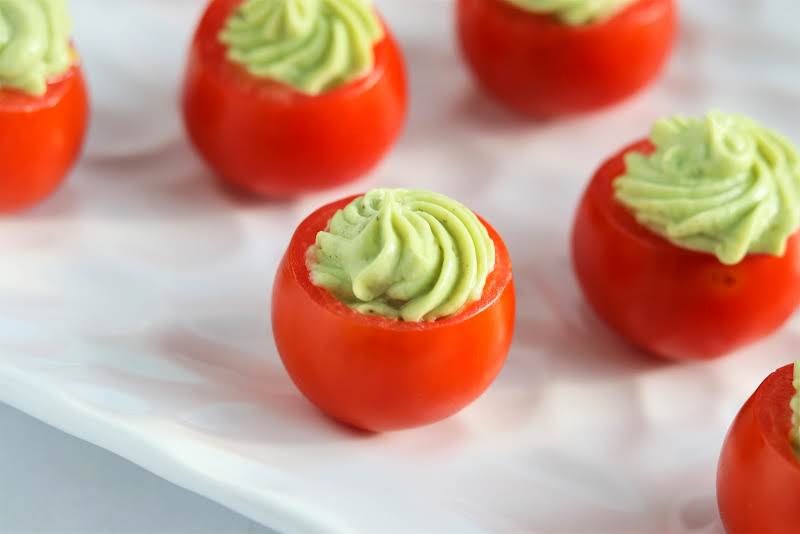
left=2, top=1, right=798, bottom=532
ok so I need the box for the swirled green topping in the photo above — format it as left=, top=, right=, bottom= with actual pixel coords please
left=0, top=0, right=73, bottom=96
left=792, top=362, right=800, bottom=454
left=219, top=0, right=384, bottom=95
left=308, top=189, right=496, bottom=322
left=503, top=0, right=637, bottom=25
left=614, top=112, right=800, bottom=265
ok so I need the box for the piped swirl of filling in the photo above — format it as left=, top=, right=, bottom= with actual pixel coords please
left=219, top=0, right=383, bottom=95
left=615, top=111, right=800, bottom=265
left=307, top=189, right=496, bottom=322
left=0, top=0, right=73, bottom=96
left=502, top=0, right=637, bottom=26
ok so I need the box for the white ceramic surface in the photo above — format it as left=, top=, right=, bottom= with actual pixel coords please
left=1, top=1, right=798, bottom=532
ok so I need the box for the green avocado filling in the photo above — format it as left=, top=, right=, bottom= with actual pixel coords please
left=307, top=189, right=496, bottom=322
left=503, top=0, right=637, bottom=25
left=614, top=111, right=800, bottom=265
left=0, top=0, right=74, bottom=96
left=219, top=0, right=384, bottom=95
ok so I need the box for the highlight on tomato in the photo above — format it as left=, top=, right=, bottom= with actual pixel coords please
left=182, top=0, right=408, bottom=198
left=571, top=111, right=800, bottom=361
left=0, top=0, right=89, bottom=213
left=456, top=0, right=676, bottom=118
left=271, top=189, right=516, bottom=432
left=717, top=362, right=800, bottom=534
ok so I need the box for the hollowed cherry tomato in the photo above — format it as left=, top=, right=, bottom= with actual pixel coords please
left=456, top=0, right=676, bottom=118
left=182, top=0, right=408, bottom=198
left=718, top=364, right=800, bottom=534
left=571, top=140, right=800, bottom=360
left=0, top=64, right=89, bottom=213
left=272, top=196, right=516, bottom=431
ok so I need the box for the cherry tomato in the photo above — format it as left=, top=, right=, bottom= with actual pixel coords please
left=456, top=0, right=676, bottom=118
left=0, top=64, right=89, bottom=213
left=717, top=364, right=800, bottom=534
left=182, top=0, right=408, bottom=198
left=272, top=196, right=516, bottom=431
left=571, top=140, right=800, bottom=361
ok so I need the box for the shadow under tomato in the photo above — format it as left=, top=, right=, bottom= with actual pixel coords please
left=155, top=324, right=375, bottom=445
left=452, top=87, right=552, bottom=131
left=207, top=171, right=306, bottom=208
left=401, top=38, right=538, bottom=139
left=502, top=227, right=673, bottom=385
left=671, top=493, right=722, bottom=534
left=533, top=269, right=670, bottom=374
left=76, top=137, right=300, bottom=219
left=82, top=135, right=187, bottom=166
left=60, top=146, right=262, bottom=268
left=157, top=310, right=484, bottom=446
left=1, top=182, right=83, bottom=222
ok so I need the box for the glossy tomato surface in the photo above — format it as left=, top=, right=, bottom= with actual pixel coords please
left=0, top=64, right=89, bottom=213
left=272, top=197, right=516, bottom=432
left=182, top=0, right=408, bottom=198
left=718, top=364, right=800, bottom=534
left=571, top=140, right=800, bottom=361
left=456, top=0, right=676, bottom=118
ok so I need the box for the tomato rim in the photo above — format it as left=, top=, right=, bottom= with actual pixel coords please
left=0, top=48, right=81, bottom=112
left=597, top=139, right=800, bottom=262
left=285, top=195, right=514, bottom=333
left=754, top=364, right=800, bottom=475
left=488, top=0, right=663, bottom=31
left=197, top=0, right=394, bottom=104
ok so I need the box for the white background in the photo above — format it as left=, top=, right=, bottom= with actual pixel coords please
left=2, top=0, right=799, bottom=532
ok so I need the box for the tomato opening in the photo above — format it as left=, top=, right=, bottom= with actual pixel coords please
left=192, top=0, right=395, bottom=103
left=718, top=364, right=800, bottom=534
left=0, top=63, right=80, bottom=112
left=756, top=365, right=800, bottom=474
left=290, top=196, right=514, bottom=331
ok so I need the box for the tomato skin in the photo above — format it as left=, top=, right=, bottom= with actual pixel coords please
left=456, top=0, right=676, bottom=118
left=717, top=364, right=800, bottom=534
left=272, top=197, right=515, bottom=432
left=571, top=140, right=800, bottom=361
left=182, top=0, right=408, bottom=198
left=0, top=64, right=89, bottom=213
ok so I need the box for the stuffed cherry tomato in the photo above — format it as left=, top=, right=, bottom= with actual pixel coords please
left=272, top=189, right=515, bottom=431
left=0, top=0, right=89, bottom=213
left=456, top=0, right=676, bottom=118
left=572, top=112, right=800, bottom=361
left=182, top=0, right=408, bottom=198
left=717, top=362, right=800, bottom=534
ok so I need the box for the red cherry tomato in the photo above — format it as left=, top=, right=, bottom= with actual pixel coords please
left=456, top=0, right=676, bottom=118
left=718, top=364, right=800, bottom=534
left=0, top=65, right=89, bottom=213
left=571, top=140, right=800, bottom=361
left=182, top=0, right=408, bottom=198
left=272, top=196, right=516, bottom=431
